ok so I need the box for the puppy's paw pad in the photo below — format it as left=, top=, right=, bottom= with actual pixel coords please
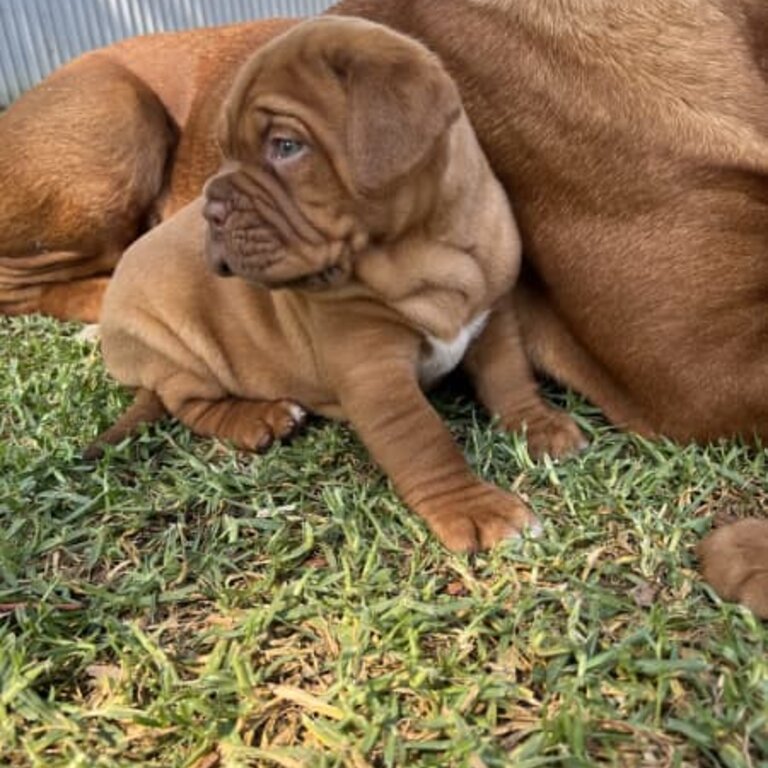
left=697, top=518, right=768, bottom=619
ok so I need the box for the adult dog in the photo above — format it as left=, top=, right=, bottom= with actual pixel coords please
left=94, top=17, right=584, bottom=552
left=1, top=0, right=766, bottom=608
left=0, top=18, right=298, bottom=322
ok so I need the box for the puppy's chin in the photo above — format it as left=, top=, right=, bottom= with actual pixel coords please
left=262, top=263, right=350, bottom=291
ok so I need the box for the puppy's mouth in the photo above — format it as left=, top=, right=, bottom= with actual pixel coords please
left=202, top=173, right=353, bottom=291
left=204, top=211, right=350, bottom=291
left=208, top=239, right=349, bottom=291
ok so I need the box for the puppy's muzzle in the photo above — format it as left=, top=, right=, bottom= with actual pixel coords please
left=202, top=171, right=350, bottom=290
left=202, top=174, right=283, bottom=279
left=202, top=198, right=233, bottom=276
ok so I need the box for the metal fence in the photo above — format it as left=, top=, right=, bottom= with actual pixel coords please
left=0, top=0, right=335, bottom=106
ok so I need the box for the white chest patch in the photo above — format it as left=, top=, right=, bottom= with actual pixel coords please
left=418, top=311, right=490, bottom=389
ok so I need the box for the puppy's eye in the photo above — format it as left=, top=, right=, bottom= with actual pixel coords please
left=267, top=137, right=306, bottom=162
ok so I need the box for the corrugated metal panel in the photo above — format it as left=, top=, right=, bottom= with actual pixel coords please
left=0, top=0, right=335, bottom=106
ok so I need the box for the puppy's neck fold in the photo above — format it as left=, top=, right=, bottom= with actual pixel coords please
left=351, top=112, right=522, bottom=340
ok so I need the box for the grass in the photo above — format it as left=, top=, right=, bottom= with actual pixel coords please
left=1, top=313, right=766, bottom=768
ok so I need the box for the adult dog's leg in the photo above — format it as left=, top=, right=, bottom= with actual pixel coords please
left=697, top=518, right=768, bottom=619
left=0, top=55, right=176, bottom=322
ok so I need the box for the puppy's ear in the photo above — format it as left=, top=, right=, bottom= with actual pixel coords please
left=340, top=47, right=462, bottom=195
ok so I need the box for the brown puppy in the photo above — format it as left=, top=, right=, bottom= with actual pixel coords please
left=97, top=17, right=584, bottom=552
left=4, top=1, right=768, bottom=601
left=697, top=519, right=768, bottom=619
left=0, top=18, right=297, bottom=322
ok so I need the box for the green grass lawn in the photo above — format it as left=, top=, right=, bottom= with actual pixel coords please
left=1, top=314, right=766, bottom=767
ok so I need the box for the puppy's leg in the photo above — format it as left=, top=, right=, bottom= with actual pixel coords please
left=327, top=335, right=538, bottom=552
left=175, top=397, right=307, bottom=452
left=697, top=518, right=768, bottom=619
left=83, top=388, right=168, bottom=460
left=514, top=279, right=655, bottom=436
left=464, top=299, right=587, bottom=458
left=0, top=55, right=175, bottom=322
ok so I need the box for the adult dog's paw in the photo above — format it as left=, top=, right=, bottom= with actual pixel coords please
left=426, top=484, right=540, bottom=553
left=697, top=518, right=768, bottom=619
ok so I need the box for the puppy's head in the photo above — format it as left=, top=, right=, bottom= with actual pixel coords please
left=202, top=16, right=461, bottom=290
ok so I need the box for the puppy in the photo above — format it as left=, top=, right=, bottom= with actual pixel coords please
left=95, top=17, right=585, bottom=552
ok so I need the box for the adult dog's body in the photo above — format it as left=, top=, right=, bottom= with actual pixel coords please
left=2, top=0, right=768, bottom=603
left=0, top=18, right=297, bottom=322
left=332, top=0, right=768, bottom=447
left=97, top=17, right=583, bottom=552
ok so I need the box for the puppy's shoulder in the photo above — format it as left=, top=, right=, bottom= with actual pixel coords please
left=103, top=198, right=209, bottom=322
left=121, top=198, right=207, bottom=273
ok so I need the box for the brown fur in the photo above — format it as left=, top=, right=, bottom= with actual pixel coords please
left=2, top=1, right=768, bottom=600
left=0, top=19, right=297, bottom=321
left=96, top=17, right=584, bottom=552
left=697, top=519, right=768, bottom=618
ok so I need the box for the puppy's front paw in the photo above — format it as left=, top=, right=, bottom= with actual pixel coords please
left=697, top=518, right=768, bottom=619
left=426, top=484, right=540, bottom=553
left=264, top=400, right=308, bottom=441
left=505, top=405, right=587, bottom=459
left=526, top=407, right=588, bottom=459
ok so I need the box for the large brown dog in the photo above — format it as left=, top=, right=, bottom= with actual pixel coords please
left=1, top=1, right=766, bottom=607
left=96, top=17, right=584, bottom=553
left=0, top=18, right=298, bottom=322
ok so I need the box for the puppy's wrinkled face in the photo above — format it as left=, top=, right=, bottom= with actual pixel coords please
left=202, top=16, right=461, bottom=290
left=203, top=79, right=354, bottom=290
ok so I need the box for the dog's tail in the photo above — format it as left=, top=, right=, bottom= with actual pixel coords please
left=83, top=388, right=167, bottom=460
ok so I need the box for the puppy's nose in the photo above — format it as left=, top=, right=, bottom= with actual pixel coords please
left=212, top=257, right=233, bottom=277
left=203, top=198, right=229, bottom=229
